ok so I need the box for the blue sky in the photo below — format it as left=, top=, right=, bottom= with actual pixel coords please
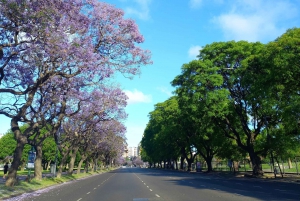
left=1, top=0, right=300, bottom=147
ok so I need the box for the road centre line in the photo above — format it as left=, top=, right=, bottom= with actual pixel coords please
left=155, top=194, right=160, bottom=197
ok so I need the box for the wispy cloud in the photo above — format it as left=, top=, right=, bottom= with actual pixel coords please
left=124, top=89, right=152, bottom=104
left=189, top=0, right=203, bottom=9
left=124, top=0, right=152, bottom=20
left=212, top=0, right=298, bottom=42
left=188, top=45, right=202, bottom=59
left=157, top=87, right=173, bottom=97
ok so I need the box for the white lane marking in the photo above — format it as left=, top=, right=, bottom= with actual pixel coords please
left=150, top=189, right=153, bottom=191
left=275, top=189, right=286, bottom=191
left=94, top=188, right=97, bottom=190
left=77, top=199, right=82, bottom=201
left=87, top=192, right=90, bottom=194
left=147, top=186, right=149, bottom=188
left=155, top=194, right=160, bottom=197
left=144, top=183, right=146, bottom=185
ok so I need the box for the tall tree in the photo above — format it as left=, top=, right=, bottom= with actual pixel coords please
left=172, top=41, right=272, bottom=176
left=0, top=1, right=151, bottom=186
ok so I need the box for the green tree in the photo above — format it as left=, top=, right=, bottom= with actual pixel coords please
left=42, top=136, right=57, bottom=170
left=172, top=59, right=245, bottom=172
left=257, top=28, right=300, bottom=135
left=172, top=41, right=272, bottom=175
left=0, top=130, right=32, bottom=169
left=0, top=132, right=16, bottom=161
left=141, top=97, right=182, bottom=168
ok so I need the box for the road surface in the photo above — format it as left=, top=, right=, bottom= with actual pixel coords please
left=6, top=167, right=300, bottom=201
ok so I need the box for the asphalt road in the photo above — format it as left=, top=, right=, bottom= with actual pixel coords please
left=6, top=167, right=300, bottom=201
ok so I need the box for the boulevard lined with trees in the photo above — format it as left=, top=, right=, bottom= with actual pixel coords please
left=141, top=28, right=300, bottom=176
left=0, top=0, right=151, bottom=187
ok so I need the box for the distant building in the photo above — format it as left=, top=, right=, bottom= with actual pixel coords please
left=122, top=146, right=128, bottom=158
left=128, top=146, right=138, bottom=157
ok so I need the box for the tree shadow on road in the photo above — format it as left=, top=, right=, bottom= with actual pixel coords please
left=117, top=167, right=300, bottom=201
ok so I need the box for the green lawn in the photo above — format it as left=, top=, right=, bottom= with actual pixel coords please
left=200, top=162, right=300, bottom=174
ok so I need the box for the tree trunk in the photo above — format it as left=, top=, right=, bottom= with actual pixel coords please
left=186, top=158, right=192, bottom=171
left=204, top=156, right=213, bottom=172
left=84, top=158, right=90, bottom=173
left=180, top=156, right=184, bottom=170
left=68, top=147, right=79, bottom=175
left=90, top=161, right=95, bottom=173
left=34, top=145, right=43, bottom=180
left=57, top=151, right=69, bottom=178
left=77, top=154, right=87, bottom=174
left=233, top=161, right=239, bottom=174
left=46, top=160, right=51, bottom=170
left=248, top=148, right=263, bottom=176
left=20, top=159, right=26, bottom=171
left=288, top=158, right=293, bottom=169
left=5, top=134, right=27, bottom=187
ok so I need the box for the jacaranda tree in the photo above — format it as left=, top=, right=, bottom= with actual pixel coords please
left=0, top=0, right=151, bottom=186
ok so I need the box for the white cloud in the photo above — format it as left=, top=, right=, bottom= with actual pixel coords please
left=124, top=89, right=152, bottom=104
left=125, top=0, right=152, bottom=20
left=213, top=0, right=298, bottom=42
left=157, top=87, right=173, bottom=97
left=189, top=0, right=203, bottom=9
left=188, top=45, right=202, bottom=59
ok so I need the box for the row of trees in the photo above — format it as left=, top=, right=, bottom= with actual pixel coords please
left=141, top=28, right=300, bottom=176
left=0, top=0, right=151, bottom=186
left=0, top=121, right=127, bottom=177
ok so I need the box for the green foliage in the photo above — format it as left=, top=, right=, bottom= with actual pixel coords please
left=0, top=132, right=16, bottom=160
left=142, top=28, right=300, bottom=174
left=42, top=137, right=57, bottom=163
left=141, top=97, right=182, bottom=163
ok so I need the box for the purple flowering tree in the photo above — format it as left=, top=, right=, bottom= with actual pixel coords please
left=56, top=87, right=127, bottom=177
left=0, top=0, right=151, bottom=186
